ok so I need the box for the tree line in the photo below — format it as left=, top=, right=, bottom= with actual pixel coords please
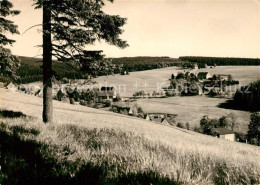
left=179, top=56, right=260, bottom=66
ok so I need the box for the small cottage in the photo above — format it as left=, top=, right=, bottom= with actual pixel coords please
left=6, top=82, right=17, bottom=91
left=213, top=128, right=235, bottom=141
left=217, top=74, right=232, bottom=81
left=197, top=72, right=212, bottom=80
left=97, top=91, right=116, bottom=100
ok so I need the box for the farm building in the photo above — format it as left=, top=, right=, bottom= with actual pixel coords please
left=213, top=128, right=235, bottom=141
left=6, top=82, right=17, bottom=91
left=146, top=114, right=164, bottom=123
left=146, top=113, right=176, bottom=125
left=197, top=72, right=212, bottom=80
left=97, top=86, right=117, bottom=100
left=101, top=86, right=114, bottom=91
left=161, top=117, right=175, bottom=126
left=97, top=91, right=116, bottom=100
left=111, top=105, right=133, bottom=115
left=194, top=63, right=198, bottom=69
left=217, top=74, right=232, bottom=81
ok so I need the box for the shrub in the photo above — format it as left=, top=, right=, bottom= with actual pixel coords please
left=176, top=122, right=184, bottom=128
left=80, top=100, right=88, bottom=106
left=193, top=125, right=202, bottom=133
left=185, top=122, right=190, bottom=130
left=70, top=98, right=75, bottom=105
left=56, top=89, right=64, bottom=101
left=104, top=100, right=112, bottom=107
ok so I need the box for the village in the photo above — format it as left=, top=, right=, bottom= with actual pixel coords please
left=5, top=63, right=241, bottom=142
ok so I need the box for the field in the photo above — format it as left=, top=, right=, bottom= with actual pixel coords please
left=95, top=66, right=260, bottom=97
left=0, top=88, right=260, bottom=184
left=136, top=96, right=250, bottom=132
left=94, top=66, right=260, bottom=132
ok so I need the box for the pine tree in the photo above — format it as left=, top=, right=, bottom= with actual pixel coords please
left=0, top=0, right=20, bottom=78
left=33, top=0, right=128, bottom=123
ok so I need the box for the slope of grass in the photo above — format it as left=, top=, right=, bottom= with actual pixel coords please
left=1, top=89, right=260, bottom=184
left=1, top=117, right=260, bottom=185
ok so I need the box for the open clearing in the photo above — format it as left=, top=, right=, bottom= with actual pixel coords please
left=95, top=66, right=260, bottom=132
left=95, top=66, right=260, bottom=97
left=136, top=96, right=250, bottom=132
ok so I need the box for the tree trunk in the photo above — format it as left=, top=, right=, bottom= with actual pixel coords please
left=42, top=0, right=53, bottom=123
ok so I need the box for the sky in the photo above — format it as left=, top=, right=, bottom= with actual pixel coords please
left=6, top=0, right=260, bottom=58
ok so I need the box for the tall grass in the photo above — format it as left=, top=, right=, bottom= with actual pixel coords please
left=0, top=117, right=259, bottom=185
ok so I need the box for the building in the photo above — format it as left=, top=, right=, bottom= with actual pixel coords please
left=146, top=113, right=176, bottom=125
left=161, top=117, right=175, bottom=126
left=98, top=87, right=117, bottom=100
left=197, top=72, right=212, bottom=80
left=217, top=74, right=232, bottom=81
left=213, top=128, right=235, bottom=141
left=97, top=91, right=116, bottom=100
left=111, top=105, right=133, bottom=115
left=101, top=86, right=114, bottom=91
left=194, top=63, right=198, bottom=69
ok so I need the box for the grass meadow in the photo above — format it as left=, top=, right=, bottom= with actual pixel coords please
left=1, top=88, right=260, bottom=184
left=94, top=66, right=260, bottom=132
left=94, top=66, right=260, bottom=97
left=135, top=96, right=251, bottom=132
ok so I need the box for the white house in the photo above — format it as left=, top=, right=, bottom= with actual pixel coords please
left=213, top=128, right=235, bottom=141
left=6, top=82, right=17, bottom=91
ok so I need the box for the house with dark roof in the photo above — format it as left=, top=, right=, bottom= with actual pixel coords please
left=197, top=72, right=212, bottom=80
left=161, top=117, right=175, bottom=126
left=97, top=86, right=117, bottom=100
left=101, top=86, right=114, bottom=91
left=145, top=113, right=176, bottom=125
left=213, top=128, right=235, bottom=141
left=97, top=91, right=116, bottom=100
left=111, top=105, right=133, bottom=115
left=145, top=114, right=164, bottom=123
left=217, top=74, right=232, bottom=81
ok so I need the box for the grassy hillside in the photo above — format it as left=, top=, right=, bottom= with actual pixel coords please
left=0, top=88, right=260, bottom=184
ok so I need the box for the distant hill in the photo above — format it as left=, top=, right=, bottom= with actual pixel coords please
left=110, top=56, right=183, bottom=72
left=3, top=55, right=259, bottom=84
left=1, top=56, right=184, bottom=84
left=179, top=56, right=260, bottom=66
left=15, top=56, right=82, bottom=84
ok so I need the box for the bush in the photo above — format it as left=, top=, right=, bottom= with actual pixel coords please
left=176, top=122, right=184, bottom=128
left=193, top=125, right=202, bottom=133
left=57, top=90, right=64, bottom=101
left=185, top=122, right=190, bottom=130
left=70, top=98, right=75, bottom=105
left=80, top=100, right=88, bottom=106
left=104, top=100, right=112, bottom=107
